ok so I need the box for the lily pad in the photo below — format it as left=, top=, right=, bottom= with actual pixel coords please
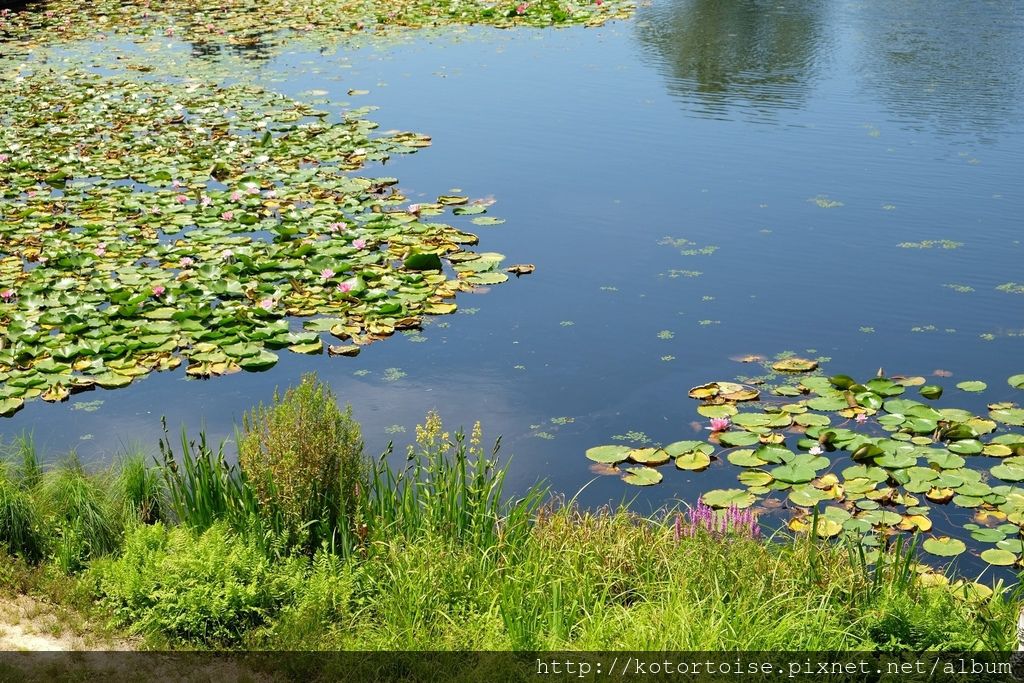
left=979, top=548, right=1017, bottom=566
left=956, top=380, right=987, bottom=392
left=586, top=445, right=631, bottom=464
left=922, top=536, right=967, bottom=557
left=771, top=358, right=818, bottom=372
left=622, top=467, right=663, bottom=487
left=701, top=488, right=756, bottom=509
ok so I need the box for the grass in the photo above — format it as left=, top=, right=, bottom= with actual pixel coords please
left=0, top=375, right=1020, bottom=651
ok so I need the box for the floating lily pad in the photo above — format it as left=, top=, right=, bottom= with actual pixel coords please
left=622, top=467, right=663, bottom=486
left=586, top=445, right=631, bottom=464
left=1009, top=374, right=1024, bottom=390
left=675, top=451, right=711, bottom=471
left=717, top=431, right=760, bottom=447
left=979, top=548, right=1017, bottom=566
left=771, top=358, right=818, bottom=373
left=922, top=536, right=966, bottom=557
left=701, top=488, right=756, bottom=509
left=628, top=448, right=670, bottom=465
left=956, top=381, right=987, bottom=392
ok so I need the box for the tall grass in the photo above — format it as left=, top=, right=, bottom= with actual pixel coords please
left=158, top=419, right=257, bottom=532
left=37, top=456, right=119, bottom=573
left=115, top=450, right=165, bottom=525
left=0, top=466, right=42, bottom=562
left=368, top=412, right=545, bottom=549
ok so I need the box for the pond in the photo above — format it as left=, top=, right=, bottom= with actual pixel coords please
left=2, top=0, right=1023, bottom=575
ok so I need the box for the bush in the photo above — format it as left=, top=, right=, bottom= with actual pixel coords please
left=239, top=373, right=366, bottom=554
left=91, top=522, right=298, bottom=645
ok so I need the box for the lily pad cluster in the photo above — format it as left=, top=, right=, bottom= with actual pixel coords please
left=587, top=363, right=1024, bottom=568
left=0, top=68, right=508, bottom=416
left=0, top=0, right=634, bottom=57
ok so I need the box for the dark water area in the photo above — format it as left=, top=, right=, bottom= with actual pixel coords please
left=3, top=0, right=1024, bottom=572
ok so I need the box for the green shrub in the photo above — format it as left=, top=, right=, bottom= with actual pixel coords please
left=37, top=459, right=118, bottom=572
left=239, top=373, right=366, bottom=555
left=91, top=522, right=297, bottom=645
left=0, top=469, right=43, bottom=562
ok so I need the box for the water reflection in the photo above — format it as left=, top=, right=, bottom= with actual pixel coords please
left=852, top=0, right=1024, bottom=139
left=634, top=0, right=827, bottom=120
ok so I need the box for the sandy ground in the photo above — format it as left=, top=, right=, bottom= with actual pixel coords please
left=0, top=593, right=130, bottom=651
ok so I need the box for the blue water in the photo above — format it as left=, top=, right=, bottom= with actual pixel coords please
left=3, top=1, right=1024, bottom=549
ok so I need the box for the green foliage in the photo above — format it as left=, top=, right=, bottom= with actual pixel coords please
left=91, top=522, right=298, bottom=646
left=368, top=412, right=544, bottom=549
left=37, top=459, right=119, bottom=573
left=158, top=421, right=257, bottom=533
left=0, top=468, right=42, bottom=562
left=115, top=451, right=166, bottom=525
left=239, top=373, right=367, bottom=555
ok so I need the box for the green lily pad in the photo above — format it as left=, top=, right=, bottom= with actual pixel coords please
left=622, top=467, right=663, bottom=486
left=727, top=449, right=767, bottom=467
left=979, top=548, right=1017, bottom=566
left=771, top=358, right=818, bottom=372
left=991, top=408, right=1024, bottom=427
left=701, top=488, right=756, bottom=509
left=675, top=451, right=711, bottom=471
left=586, top=445, right=631, bottom=464
left=956, top=380, right=987, bottom=392
left=1009, top=374, right=1024, bottom=390
left=717, top=431, right=760, bottom=447
left=922, top=536, right=967, bottom=557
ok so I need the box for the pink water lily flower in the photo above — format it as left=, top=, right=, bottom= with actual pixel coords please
left=94, top=242, right=107, bottom=256
left=0, top=154, right=9, bottom=163
left=407, top=203, right=422, bottom=214
left=179, top=256, right=195, bottom=268
left=265, top=189, right=277, bottom=199
left=336, top=279, right=357, bottom=294
left=320, top=268, right=335, bottom=280
left=855, top=413, right=868, bottom=424
left=809, top=445, right=824, bottom=456
left=221, top=210, right=234, bottom=221
left=152, top=285, right=166, bottom=297
left=708, top=417, right=731, bottom=432
left=164, top=27, right=175, bottom=36
left=230, top=190, right=243, bottom=202
left=171, top=179, right=183, bottom=189
left=175, top=194, right=188, bottom=204
left=0, top=289, right=14, bottom=303
left=246, top=185, right=260, bottom=195
left=221, top=249, right=234, bottom=260
left=328, top=221, right=346, bottom=232
left=352, top=238, right=367, bottom=249
left=516, top=2, right=529, bottom=14
left=258, top=298, right=275, bottom=310
left=200, top=195, right=212, bottom=207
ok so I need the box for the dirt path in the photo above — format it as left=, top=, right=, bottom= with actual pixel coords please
left=0, top=593, right=132, bottom=651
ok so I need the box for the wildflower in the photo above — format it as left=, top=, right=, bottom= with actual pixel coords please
left=152, top=284, right=166, bottom=297
left=175, top=194, right=188, bottom=204
left=855, top=413, right=868, bottom=424
left=221, top=210, right=234, bottom=220
left=258, top=298, right=275, bottom=310
left=320, top=268, right=335, bottom=280
left=94, top=242, right=107, bottom=256
left=328, top=222, right=346, bottom=232
left=337, top=279, right=356, bottom=294
left=708, top=416, right=730, bottom=432
left=179, top=256, right=195, bottom=268
left=809, top=445, right=824, bottom=456
left=230, top=190, right=243, bottom=202
left=352, top=238, right=367, bottom=249
left=0, top=289, right=14, bottom=303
